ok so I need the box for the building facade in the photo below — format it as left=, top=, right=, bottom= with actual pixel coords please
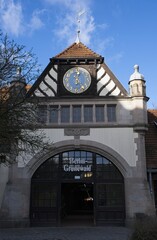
left=146, top=109, right=157, bottom=210
left=0, top=41, right=155, bottom=227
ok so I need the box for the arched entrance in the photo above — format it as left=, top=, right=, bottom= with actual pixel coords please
left=30, top=150, right=125, bottom=226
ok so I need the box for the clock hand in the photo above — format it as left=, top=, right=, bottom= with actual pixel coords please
left=74, top=69, right=81, bottom=84
left=74, top=74, right=80, bottom=85
left=76, top=68, right=80, bottom=75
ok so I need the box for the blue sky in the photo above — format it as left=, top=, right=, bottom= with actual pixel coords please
left=0, top=0, right=156, bottom=108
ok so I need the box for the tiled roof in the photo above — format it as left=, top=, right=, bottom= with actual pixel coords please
left=54, top=42, right=102, bottom=59
left=26, top=84, right=32, bottom=92
left=146, top=109, right=157, bottom=168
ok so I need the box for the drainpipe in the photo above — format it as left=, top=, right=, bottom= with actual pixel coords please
left=147, top=170, right=153, bottom=195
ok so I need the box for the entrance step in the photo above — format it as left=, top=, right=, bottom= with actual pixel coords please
left=61, top=214, right=94, bottom=227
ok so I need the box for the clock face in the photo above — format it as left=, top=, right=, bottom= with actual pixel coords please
left=63, top=67, right=91, bottom=94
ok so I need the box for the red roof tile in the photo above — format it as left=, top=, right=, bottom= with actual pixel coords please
left=54, top=42, right=102, bottom=59
left=146, top=109, right=157, bottom=168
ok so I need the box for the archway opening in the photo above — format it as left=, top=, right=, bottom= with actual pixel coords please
left=30, top=150, right=125, bottom=226
left=61, top=182, right=94, bottom=226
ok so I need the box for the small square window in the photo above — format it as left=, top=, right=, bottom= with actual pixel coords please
left=49, top=105, right=59, bottom=123
left=73, top=105, right=81, bottom=123
left=61, top=106, right=70, bottom=123
left=96, top=105, right=104, bottom=122
left=107, top=105, right=116, bottom=122
left=84, top=105, right=93, bottom=122
left=37, top=105, right=47, bottom=123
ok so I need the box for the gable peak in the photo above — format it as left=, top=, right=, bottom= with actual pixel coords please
left=53, top=41, right=103, bottom=59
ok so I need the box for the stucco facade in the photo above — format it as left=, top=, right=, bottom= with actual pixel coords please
left=0, top=42, right=155, bottom=227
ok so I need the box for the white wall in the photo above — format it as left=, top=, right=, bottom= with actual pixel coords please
left=30, top=127, right=138, bottom=167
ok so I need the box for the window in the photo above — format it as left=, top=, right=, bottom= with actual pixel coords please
left=37, top=105, right=47, bottom=123
left=96, top=105, right=104, bottom=122
left=62, top=151, right=93, bottom=180
left=61, top=105, right=70, bottom=123
left=107, top=105, right=116, bottom=122
left=33, top=155, right=59, bottom=180
left=72, top=105, right=81, bottom=123
left=97, top=184, right=124, bottom=207
left=96, top=154, right=123, bottom=181
left=31, top=183, right=57, bottom=208
left=37, top=104, right=117, bottom=124
left=49, top=105, right=59, bottom=123
left=84, top=105, right=93, bottom=122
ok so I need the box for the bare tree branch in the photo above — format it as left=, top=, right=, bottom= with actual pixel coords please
left=0, top=30, right=50, bottom=165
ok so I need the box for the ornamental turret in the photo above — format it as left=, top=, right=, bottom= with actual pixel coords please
left=10, top=67, right=26, bottom=98
left=129, top=65, right=146, bottom=97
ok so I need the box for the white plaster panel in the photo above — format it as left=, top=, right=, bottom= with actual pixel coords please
left=34, top=65, right=58, bottom=97
left=81, top=128, right=138, bottom=166
left=97, top=67, right=105, bottom=79
left=34, top=80, right=56, bottom=97
left=49, top=65, right=58, bottom=79
left=43, top=129, right=72, bottom=143
left=98, top=73, right=110, bottom=88
left=44, top=75, right=57, bottom=92
left=99, top=80, right=115, bottom=96
left=17, top=127, right=138, bottom=168
left=38, top=82, right=55, bottom=97
left=34, top=89, right=44, bottom=97
left=18, top=129, right=73, bottom=167
left=106, top=80, right=115, bottom=91
left=110, top=87, right=120, bottom=96
left=99, top=87, right=108, bottom=96
left=97, top=64, right=100, bottom=69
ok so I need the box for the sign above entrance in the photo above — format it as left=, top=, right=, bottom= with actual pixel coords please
left=63, top=164, right=91, bottom=172
left=63, top=157, right=92, bottom=172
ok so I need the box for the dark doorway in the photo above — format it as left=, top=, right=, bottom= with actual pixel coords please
left=61, top=183, right=94, bottom=226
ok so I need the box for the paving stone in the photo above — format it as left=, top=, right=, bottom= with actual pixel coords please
left=0, top=227, right=132, bottom=240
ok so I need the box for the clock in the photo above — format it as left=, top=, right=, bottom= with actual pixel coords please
left=63, top=67, right=91, bottom=94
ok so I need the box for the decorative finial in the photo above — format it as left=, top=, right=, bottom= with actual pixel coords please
left=134, top=64, right=139, bottom=73
left=76, top=30, right=80, bottom=44
left=12, top=66, right=26, bottom=83
left=16, top=66, right=22, bottom=76
left=75, top=10, right=85, bottom=44
left=129, top=64, right=144, bottom=81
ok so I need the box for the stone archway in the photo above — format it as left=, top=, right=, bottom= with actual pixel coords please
left=26, top=140, right=131, bottom=179
left=29, top=144, right=128, bottom=226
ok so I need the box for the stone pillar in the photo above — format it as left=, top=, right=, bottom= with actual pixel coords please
left=0, top=164, right=30, bottom=228
left=124, top=128, right=156, bottom=225
left=125, top=177, right=155, bottom=225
